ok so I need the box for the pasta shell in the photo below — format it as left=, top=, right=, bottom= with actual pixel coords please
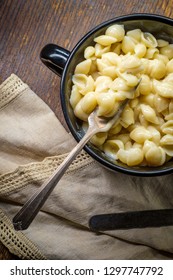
left=105, top=24, right=125, bottom=41
left=108, top=123, right=122, bottom=135
left=120, top=105, right=134, bottom=128
left=147, top=126, right=161, bottom=145
left=95, top=76, right=112, bottom=92
left=102, top=66, right=118, bottom=79
left=90, top=132, right=108, bottom=147
left=134, top=43, right=146, bottom=58
left=94, top=35, right=117, bottom=46
left=140, top=93, right=155, bottom=107
left=161, top=120, right=173, bottom=135
left=160, top=44, right=173, bottom=59
left=160, top=134, right=173, bottom=145
left=153, top=80, right=173, bottom=98
left=72, top=74, right=94, bottom=95
left=102, top=52, right=120, bottom=65
left=164, top=73, right=173, bottom=83
left=166, top=58, right=173, bottom=74
left=154, top=94, right=169, bottom=113
left=95, top=43, right=111, bottom=57
left=111, top=42, right=121, bottom=55
left=127, top=29, right=142, bottom=42
left=165, top=113, right=173, bottom=121
left=150, top=59, right=166, bottom=79
left=96, top=91, right=117, bottom=116
left=154, top=54, right=169, bottom=64
left=141, top=32, right=158, bottom=48
left=130, top=126, right=151, bottom=144
left=118, top=73, right=139, bottom=87
left=84, top=46, right=95, bottom=59
left=157, top=39, right=169, bottom=47
left=121, top=36, right=136, bottom=54
left=103, top=139, right=124, bottom=160
left=74, top=59, right=92, bottom=74
left=111, top=77, right=130, bottom=91
left=143, top=140, right=156, bottom=154
left=120, top=54, right=142, bottom=73
left=74, top=102, right=89, bottom=121
left=70, top=85, right=82, bottom=109
left=80, top=92, right=97, bottom=114
left=116, top=134, right=130, bottom=144
left=140, top=104, right=159, bottom=124
left=117, top=147, right=144, bottom=166
left=143, top=140, right=166, bottom=166
left=145, top=48, right=159, bottom=59
left=145, top=146, right=166, bottom=166
left=160, top=134, right=173, bottom=157
left=138, top=74, right=151, bottom=95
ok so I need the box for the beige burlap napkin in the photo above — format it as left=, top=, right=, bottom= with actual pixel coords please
left=0, top=74, right=173, bottom=260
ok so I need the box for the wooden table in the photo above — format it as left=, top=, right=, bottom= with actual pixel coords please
left=0, top=0, right=172, bottom=259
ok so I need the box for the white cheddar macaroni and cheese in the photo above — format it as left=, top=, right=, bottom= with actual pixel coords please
left=70, top=24, right=173, bottom=167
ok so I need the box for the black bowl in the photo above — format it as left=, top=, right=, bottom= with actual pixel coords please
left=40, top=13, right=173, bottom=176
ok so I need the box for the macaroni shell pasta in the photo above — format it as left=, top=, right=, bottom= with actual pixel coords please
left=72, top=74, right=95, bottom=95
left=90, top=132, right=108, bottom=147
left=117, top=148, right=144, bottom=166
left=134, top=43, right=147, bottom=58
left=70, top=85, right=82, bottom=109
left=80, top=92, right=97, bottom=114
left=140, top=104, right=159, bottom=124
left=74, top=102, right=89, bottom=121
left=127, top=29, right=142, bottom=42
left=160, top=44, right=173, bottom=59
left=95, top=44, right=111, bottom=57
left=157, top=39, right=169, bottom=47
left=145, top=146, right=166, bottom=166
left=121, top=36, right=136, bottom=54
left=130, top=126, right=151, bottom=144
left=160, top=134, right=173, bottom=156
left=95, top=76, right=113, bottom=92
left=74, top=59, right=92, bottom=75
left=161, top=120, right=173, bottom=135
left=94, top=35, right=117, bottom=46
left=166, top=58, right=173, bottom=74
left=147, top=126, right=161, bottom=145
left=105, top=24, right=125, bottom=41
left=154, top=94, right=170, bottom=113
left=70, top=24, right=173, bottom=167
left=84, top=46, right=95, bottom=59
left=120, top=105, right=134, bottom=128
left=138, top=74, right=151, bottom=95
left=96, top=91, right=118, bottom=116
left=141, top=32, right=158, bottom=48
left=103, top=139, right=124, bottom=160
left=153, top=79, right=173, bottom=98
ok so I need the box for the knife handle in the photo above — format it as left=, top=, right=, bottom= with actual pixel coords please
left=89, top=209, right=173, bottom=231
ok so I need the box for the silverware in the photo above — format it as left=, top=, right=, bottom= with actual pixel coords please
left=13, top=83, right=140, bottom=231
left=89, top=209, right=173, bottom=231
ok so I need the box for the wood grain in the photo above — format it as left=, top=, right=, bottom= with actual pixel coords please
left=1, top=0, right=172, bottom=124
left=0, top=0, right=172, bottom=259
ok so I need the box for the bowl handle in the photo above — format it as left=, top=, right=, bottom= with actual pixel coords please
left=40, top=44, right=70, bottom=76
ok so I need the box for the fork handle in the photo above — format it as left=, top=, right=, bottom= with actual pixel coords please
left=13, top=128, right=96, bottom=231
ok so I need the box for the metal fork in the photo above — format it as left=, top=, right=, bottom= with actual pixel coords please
left=13, top=84, right=139, bottom=231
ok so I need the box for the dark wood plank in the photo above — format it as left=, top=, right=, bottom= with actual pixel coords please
left=0, top=0, right=172, bottom=259
left=0, top=0, right=172, bottom=125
